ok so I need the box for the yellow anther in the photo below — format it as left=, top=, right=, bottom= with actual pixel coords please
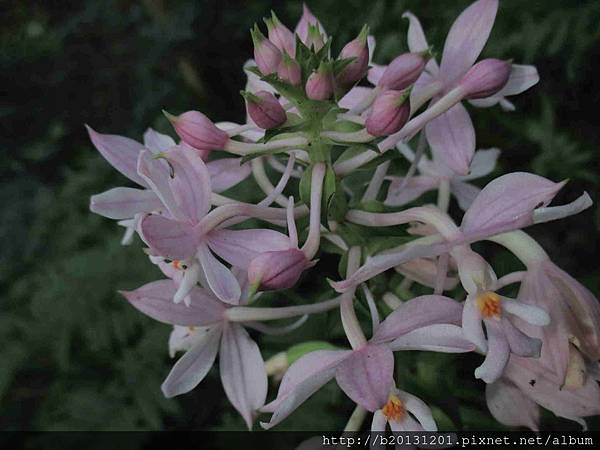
left=381, top=394, right=405, bottom=422
left=476, top=291, right=502, bottom=319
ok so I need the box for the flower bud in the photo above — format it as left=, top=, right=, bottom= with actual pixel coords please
left=459, top=58, right=512, bottom=99
left=265, top=11, right=295, bottom=57
left=336, top=25, right=370, bottom=86
left=365, top=90, right=410, bottom=136
left=277, top=52, right=302, bottom=86
left=378, top=52, right=428, bottom=91
left=250, top=24, right=281, bottom=75
left=248, top=248, right=310, bottom=290
left=242, top=90, right=287, bottom=130
left=305, top=23, right=325, bottom=52
left=164, top=110, right=228, bottom=151
left=305, top=62, right=334, bottom=100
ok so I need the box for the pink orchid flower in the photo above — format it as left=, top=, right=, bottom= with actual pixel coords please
left=261, top=295, right=474, bottom=428
left=369, top=0, right=539, bottom=175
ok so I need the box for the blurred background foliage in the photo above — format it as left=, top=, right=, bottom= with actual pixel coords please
left=1, top=0, right=599, bottom=436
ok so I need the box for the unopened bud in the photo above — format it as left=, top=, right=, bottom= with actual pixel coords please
left=248, top=248, right=311, bottom=290
left=459, top=58, right=512, bottom=99
left=164, top=110, right=228, bottom=151
left=305, top=62, right=334, bottom=100
left=277, top=52, right=302, bottom=86
left=379, top=51, right=428, bottom=91
left=265, top=11, right=295, bottom=57
left=242, top=90, right=287, bottom=130
left=251, top=24, right=281, bottom=75
left=305, top=23, right=325, bottom=52
left=336, top=25, right=370, bottom=86
left=365, top=90, right=410, bottom=136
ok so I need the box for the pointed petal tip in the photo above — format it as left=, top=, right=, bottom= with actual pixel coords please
left=162, top=109, right=177, bottom=123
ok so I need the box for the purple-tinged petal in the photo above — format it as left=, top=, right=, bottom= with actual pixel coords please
left=206, top=229, right=291, bottom=269
left=501, top=317, right=541, bottom=358
left=294, top=4, right=326, bottom=43
left=140, top=214, right=198, bottom=260
left=207, top=158, right=252, bottom=193
left=220, top=323, right=267, bottom=429
left=486, top=379, right=540, bottom=431
left=426, top=103, right=475, bottom=176
left=367, top=64, right=385, bottom=87
left=439, top=0, right=499, bottom=85
left=388, top=324, right=475, bottom=353
left=461, top=172, right=565, bottom=236
left=197, top=243, right=241, bottom=305
left=169, top=325, right=211, bottom=357
left=462, top=295, right=487, bottom=352
left=502, top=298, right=550, bottom=326
left=475, top=319, right=510, bottom=383
left=335, top=345, right=394, bottom=412
left=86, top=125, right=148, bottom=187
left=402, top=11, right=439, bottom=74
left=460, top=148, right=500, bottom=181
left=137, top=150, right=183, bottom=219
left=398, top=390, right=437, bottom=431
left=470, top=64, right=539, bottom=109
left=384, top=175, right=440, bottom=207
left=120, top=280, right=225, bottom=326
left=372, top=295, right=462, bottom=344
left=143, top=128, right=176, bottom=154
left=261, top=349, right=352, bottom=429
left=450, top=180, right=481, bottom=211
left=161, top=325, right=222, bottom=397
left=395, top=257, right=459, bottom=290
left=90, top=187, right=162, bottom=220
left=167, top=146, right=212, bottom=222
left=533, top=192, right=592, bottom=224
left=339, top=86, right=374, bottom=109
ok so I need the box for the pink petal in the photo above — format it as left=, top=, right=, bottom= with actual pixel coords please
left=86, top=125, right=148, bottom=187
left=335, top=344, right=394, bottom=412
left=384, top=175, right=440, bottom=207
left=161, top=325, right=221, bottom=397
left=390, top=414, right=423, bottom=432
left=140, top=214, right=198, bottom=260
left=475, top=319, right=510, bottom=383
left=394, top=257, right=459, bottom=290
left=450, top=180, right=480, bottom=211
left=460, top=148, right=500, bottom=181
left=138, top=150, right=184, bottom=219
left=90, top=187, right=162, bottom=220
left=371, top=410, right=387, bottom=432
left=261, top=349, right=352, bottom=429
left=402, top=11, right=439, bottom=74
left=372, top=295, right=462, bottom=344
left=439, top=0, right=499, bottom=85
left=486, top=379, right=540, bottom=431
left=469, top=64, right=539, bottom=108
left=120, top=280, right=225, bottom=326
left=143, top=128, right=176, bottom=154
left=167, top=146, right=212, bottom=222
left=501, top=317, right=542, bottom=358
left=197, top=243, right=241, bottom=305
left=206, top=229, right=291, bottom=269
left=461, top=172, right=564, bottom=236
left=339, top=86, right=374, bottom=109
left=398, top=390, right=437, bottom=431
left=502, top=298, right=550, bottom=326
left=426, top=103, right=475, bottom=176
left=388, top=324, right=475, bottom=353
left=462, top=294, right=487, bottom=352
left=367, top=64, right=385, bottom=86
left=294, top=4, right=326, bottom=43
left=219, top=323, right=267, bottom=429
left=207, top=158, right=252, bottom=193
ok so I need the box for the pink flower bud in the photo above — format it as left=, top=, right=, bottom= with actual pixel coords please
left=295, top=4, right=323, bottom=44
left=164, top=110, right=228, bottom=151
left=365, top=90, right=410, bottom=136
left=265, top=12, right=295, bottom=57
left=459, top=58, right=512, bottom=99
left=248, top=249, right=310, bottom=290
left=305, top=62, right=334, bottom=100
left=243, top=90, right=287, bottom=130
left=378, top=52, right=428, bottom=91
left=251, top=25, right=281, bottom=75
left=336, top=25, right=370, bottom=86
left=277, top=52, right=302, bottom=86
left=305, top=23, right=325, bottom=52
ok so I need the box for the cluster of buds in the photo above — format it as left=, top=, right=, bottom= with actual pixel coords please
left=87, top=0, right=599, bottom=433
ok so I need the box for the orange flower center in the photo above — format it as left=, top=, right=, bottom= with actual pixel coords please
left=172, top=260, right=187, bottom=270
left=476, top=291, right=502, bottom=319
left=381, top=394, right=405, bottom=422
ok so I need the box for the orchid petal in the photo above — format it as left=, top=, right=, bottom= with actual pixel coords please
left=395, top=257, right=459, bottom=290
left=206, top=229, right=291, bottom=269
left=339, top=86, right=374, bottom=109
left=460, top=148, right=500, bottom=181
left=371, top=409, right=387, bottom=432
left=197, top=243, right=241, bottom=305
left=450, top=180, right=481, bottom=211
left=137, top=150, right=183, bottom=219
left=243, top=59, right=277, bottom=94
left=461, top=172, right=565, bottom=236
left=220, top=323, right=267, bottom=429
left=439, top=0, right=499, bottom=85
left=140, top=214, right=198, bottom=260
left=294, top=4, right=326, bottom=43
left=161, top=325, right=222, bottom=397
left=367, top=64, right=385, bottom=87
left=120, top=280, right=226, bottom=326
left=335, top=345, right=394, bottom=412
left=502, top=298, right=550, bottom=326
left=90, top=187, right=162, bottom=219
left=207, top=158, right=252, bottom=193
left=533, top=192, right=592, bottom=224
left=86, top=125, right=148, bottom=187
left=501, top=317, right=542, bottom=358
left=390, top=415, right=423, bottom=432
left=372, top=295, right=462, bottom=344
left=402, top=11, right=439, bottom=74
left=462, top=295, right=487, bottom=352
left=475, top=319, right=509, bottom=383
left=470, top=64, right=540, bottom=108
left=388, top=324, right=475, bottom=353
left=398, top=390, right=437, bottom=431
left=384, top=175, right=440, bottom=207
left=143, top=128, right=176, bottom=154
left=486, top=379, right=540, bottom=431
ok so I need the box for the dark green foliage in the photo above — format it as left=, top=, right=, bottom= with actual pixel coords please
left=1, top=0, right=598, bottom=434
